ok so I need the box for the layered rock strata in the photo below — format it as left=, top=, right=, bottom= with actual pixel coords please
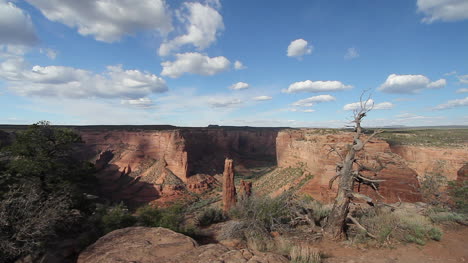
left=276, top=130, right=422, bottom=203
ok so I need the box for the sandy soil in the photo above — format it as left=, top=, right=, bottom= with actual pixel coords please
left=319, top=225, right=468, bottom=263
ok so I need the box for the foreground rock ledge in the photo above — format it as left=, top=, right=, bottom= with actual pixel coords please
left=77, top=227, right=288, bottom=263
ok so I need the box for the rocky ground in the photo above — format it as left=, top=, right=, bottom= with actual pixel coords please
left=77, top=224, right=468, bottom=263
left=320, top=225, right=468, bottom=263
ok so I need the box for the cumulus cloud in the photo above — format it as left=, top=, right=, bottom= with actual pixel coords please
left=121, top=97, right=154, bottom=107
left=0, top=59, right=168, bottom=98
left=433, top=97, right=468, bottom=110
left=0, top=0, right=37, bottom=45
left=292, top=95, right=336, bottom=107
left=456, top=88, right=468, bottom=93
left=417, top=0, right=468, bottom=23
left=458, top=74, right=468, bottom=84
left=229, top=82, right=249, bottom=90
left=287, top=39, right=313, bottom=58
left=208, top=98, right=242, bottom=108
left=283, top=80, right=352, bottom=93
left=234, top=60, right=246, bottom=70
left=344, top=47, right=359, bottom=60
left=378, top=74, right=446, bottom=94
left=343, top=99, right=394, bottom=111
left=253, top=96, right=272, bottom=101
left=161, top=52, right=230, bottom=78
left=26, top=0, right=172, bottom=43
left=158, top=2, right=223, bottom=56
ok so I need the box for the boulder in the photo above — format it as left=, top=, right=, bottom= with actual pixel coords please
left=77, top=227, right=197, bottom=263
left=77, top=227, right=288, bottom=263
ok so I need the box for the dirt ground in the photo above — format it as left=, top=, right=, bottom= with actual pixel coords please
left=319, top=225, right=468, bottom=263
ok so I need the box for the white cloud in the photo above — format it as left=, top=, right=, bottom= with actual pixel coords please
left=456, top=88, right=468, bottom=93
left=234, top=60, right=246, bottom=70
left=121, top=97, right=154, bottom=107
left=287, top=39, right=313, bottom=58
left=26, top=0, right=172, bottom=43
left=39, top=48, right=58, bottom=60
left=0, top=59, right=168, bottom=98
left=427, top=78, right=446, bottom=89
left=458, top=74, right=468, bottom=84
left=417, top=0, right=468, bottom=23
left=287, top=108, right=315, bottom=113
left=158, top=2, right=223, bottom=56
left=208, top=98, right=242, bottom=108
left=283, top=80, right=352, bottom=93
left=344, top=47, right=359, bottom=60
left=444, top=70, right=457, bottom=76
left=378, top=74, right=446, bottom=94
left=229, top=82, right=249, bottom=90
left=343, top=99, right=394, bottom=111
left=0, top=0, right=37, bottom=45
left=253, top=96, right=272, bottom=101
left=433, top=97, right=468, bottom=110
left=161, top=52, right=230, bottom=78
left=292, top=95, right=336, bottom=107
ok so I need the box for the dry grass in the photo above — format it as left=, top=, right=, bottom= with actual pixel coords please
left=290, top=243, right=323, bottom=263
left=351, top=208, right=442, bottom=246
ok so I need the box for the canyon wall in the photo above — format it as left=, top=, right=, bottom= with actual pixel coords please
left=79, top=127, right=279, bottom=204
left=276, top=129, right=422, bottom=203
left=390, top=145, right=468, bottom=181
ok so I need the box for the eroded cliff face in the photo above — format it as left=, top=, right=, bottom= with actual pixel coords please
left=390, top=145, right=468, bottom=181
left=79, top=128, right=279, bottom=204
left=77, top=127, right=466, bottom=205
left=276, top=129, right=422, bottom=203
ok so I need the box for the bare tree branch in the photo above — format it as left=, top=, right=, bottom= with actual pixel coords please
left=348, top=215, right=377, bottom=239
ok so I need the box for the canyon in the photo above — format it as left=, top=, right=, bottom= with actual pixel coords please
left=75, top=126, right=467, bottom=205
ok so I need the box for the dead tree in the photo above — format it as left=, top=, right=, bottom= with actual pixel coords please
left=324, top=93, right=384, bottom=239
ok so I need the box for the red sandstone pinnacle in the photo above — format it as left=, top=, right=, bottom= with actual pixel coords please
left=239, top=180, right=252, bottom=198
left=222, top=158, right=236, bottom=212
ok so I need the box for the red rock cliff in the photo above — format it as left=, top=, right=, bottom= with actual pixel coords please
left=276, top=129, right=422, bottom=203
left=79, top=128, right=278, bottom=204
left=390, top=145, right=468, bottom=181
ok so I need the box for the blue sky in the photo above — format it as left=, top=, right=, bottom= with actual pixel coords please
left=0, top=0, right=467, bottom=127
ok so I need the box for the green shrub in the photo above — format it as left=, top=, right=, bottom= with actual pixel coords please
left=448, top=180, right=468, bottom=213
left=229, top=194, right=292, bottom=231
left=196, top=207, right=226, bottom=226
left=136, top=204, right=185, bottom=232
left=136, top=205, right=162, bottom=227
left=297, top=195, right=331, bottom=225
left=100, top=203, right=136, bottom=234
left=427, top=209, right=466, bottom=223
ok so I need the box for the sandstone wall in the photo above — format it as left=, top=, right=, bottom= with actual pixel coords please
left=80, top=130, right=188, bottom=180
left=390, top=145, right=468, bottom=181
left=276, top=129, right=422, bottom=203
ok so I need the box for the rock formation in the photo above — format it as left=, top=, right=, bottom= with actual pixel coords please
left=276, top=130, right=422, bottom=203
left=223, top=158, right=237, bottom=212
left=391, top=145, right=468, bottom=181
left=71, top=127, right=467, bottom=204
left=77, top=227, right=288, bottom=263
left=239, top=180, right=252, bottom=198
left=457, top=163, right=468, bottom=182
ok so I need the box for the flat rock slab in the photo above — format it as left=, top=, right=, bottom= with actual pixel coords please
left=78, top=227, right=288, bottom=263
